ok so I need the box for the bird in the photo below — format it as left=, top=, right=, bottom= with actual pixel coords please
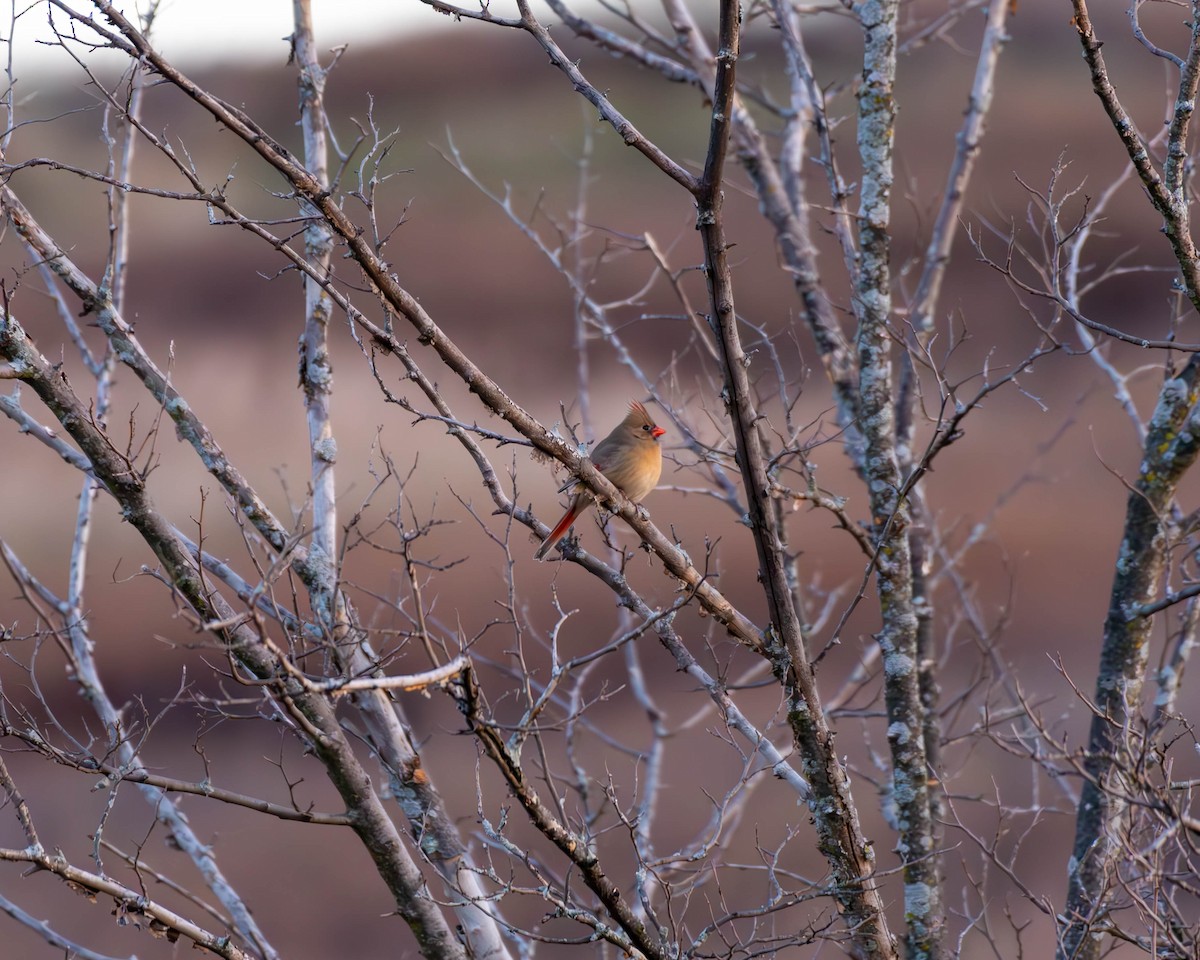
left=535, top=400, right=666, bottom=560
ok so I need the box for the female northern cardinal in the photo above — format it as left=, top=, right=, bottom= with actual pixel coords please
left=535, top=400, right=666, bottom=559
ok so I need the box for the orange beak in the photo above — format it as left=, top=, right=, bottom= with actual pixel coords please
left=652, top=426, right=666, bottom=438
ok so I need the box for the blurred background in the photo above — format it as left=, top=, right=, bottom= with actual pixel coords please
left=0, top=1, right=1195, bottom=957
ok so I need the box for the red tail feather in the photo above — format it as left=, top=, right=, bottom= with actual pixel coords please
left=534, top=505, right=581, bottom=560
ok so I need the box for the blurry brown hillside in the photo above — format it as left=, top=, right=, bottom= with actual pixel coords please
left=0, top=3, right=1196, bottom=958
left=3, top=3, right=1179, bottom=679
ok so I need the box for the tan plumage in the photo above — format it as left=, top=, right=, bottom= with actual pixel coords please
left=535, top=400, right=665, bottom=560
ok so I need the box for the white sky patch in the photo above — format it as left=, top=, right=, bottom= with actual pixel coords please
left=6, top=1, right=633, bottom=76
left=7, top=1, right=451, bottom=76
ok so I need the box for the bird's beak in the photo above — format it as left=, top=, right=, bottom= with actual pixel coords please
left=652, top=426, right=666, bottom=438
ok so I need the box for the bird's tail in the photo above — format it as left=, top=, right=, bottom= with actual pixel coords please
left=534, top=505, right=581, bottom=560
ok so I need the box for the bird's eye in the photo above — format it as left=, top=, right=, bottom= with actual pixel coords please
left=642, top=424, right=651, bottom=432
